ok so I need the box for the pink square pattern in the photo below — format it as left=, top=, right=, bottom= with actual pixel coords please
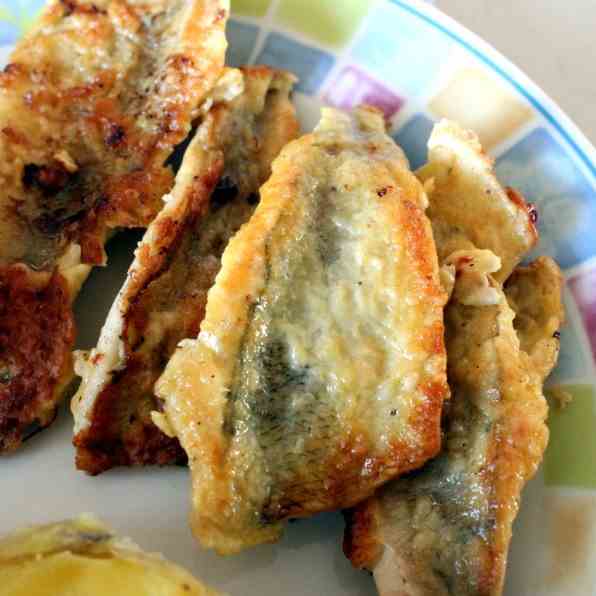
left=323, top=65, right=405, bottom=120
left=569, top=266, right=596, bottom=363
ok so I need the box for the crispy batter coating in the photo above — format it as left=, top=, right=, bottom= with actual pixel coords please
left=156, top=106, right=449, bottom=554
left=0, top=268, right=74, bottom=451
left=344, top=122, right=563, bottom=596
left=346, top=260, right=562, bottom=595
left=505, top=256, right=564, bottom=379
left=417, top=120, right=537, bottom=282
left=71, top=67, right=298, bottom=474
left=0, top=0, right=229, bottom=451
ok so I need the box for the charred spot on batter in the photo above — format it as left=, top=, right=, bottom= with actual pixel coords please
left=22, top=164, right=108, bottom=236
left=527, top=203, right=539, bottom=224
left=23, top=163, right=71, bottom=195
left=32, top=188, right=95, bottom=236
left=377, top=186, right=393, bottom=197
left=2, top=63, right=21, bottom=76
left=211, top=175, right=239, bottom=210
left=104, top=123, right=126, bottom=148
left=59, top=0, right=106, bottom=17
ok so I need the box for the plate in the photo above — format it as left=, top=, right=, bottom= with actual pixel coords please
left=1, top=1, right=596, bottom=594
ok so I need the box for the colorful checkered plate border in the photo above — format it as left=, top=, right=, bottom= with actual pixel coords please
left=1, top=0, right=595, bottom=594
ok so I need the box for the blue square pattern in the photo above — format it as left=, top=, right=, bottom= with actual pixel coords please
left=351, top=2, right=452, bottom=98
left=0, top=0, right=46, bottom=45
left=392, top=113, right=435, bottom=170
left=255, top=33, right=335, bottom=95
left=0, top=21, right=16, bottom=46
left=496, top=128, right=596, bottom=270
left=225, top=20, right=259, bottom=68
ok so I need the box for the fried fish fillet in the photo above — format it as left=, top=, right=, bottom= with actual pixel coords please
left=155, top=106, right=449, bottom=554
left=344, top=256, right=563, bottom=596
left=344, top=122, right=561, bottom=595
left=505, top=256, right=564, bottom=380
left=417, top=120, right=537, bottom=282
left=71, top=67, right=298, bottom=474
left=0, top=0, right=228, bottom=451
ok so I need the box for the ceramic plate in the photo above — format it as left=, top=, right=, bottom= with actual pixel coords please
left=1, top=1, right=595, bottom=594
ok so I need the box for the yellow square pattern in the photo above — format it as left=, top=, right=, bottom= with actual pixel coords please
left=429, top=68, right=533, bottom=149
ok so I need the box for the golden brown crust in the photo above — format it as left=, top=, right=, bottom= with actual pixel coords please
left=505, top=256, right=564, bottom=379
left=345, top=121, right=563, bottom=595
left=343, top=502, right=382, bottom=571
left=417, top=120, right=537, bottom=282
left=156, top=106, right=448, bottom=554
left=73, top=156, right=222, bottom=473
left=72, top=67, right=298, bottom=473
left=0, top=0, right=229, bottom=267
left=0, top=267, right=74, bottom=452
left=347, top=267, right=562, bottom=595
left=0, top=0, right=229, bottom=451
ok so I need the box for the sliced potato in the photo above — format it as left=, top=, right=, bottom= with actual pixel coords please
left=0, top=516, right=220, bottom=595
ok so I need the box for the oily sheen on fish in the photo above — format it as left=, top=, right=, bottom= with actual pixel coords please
left=156, top=106, right=449, bottom=554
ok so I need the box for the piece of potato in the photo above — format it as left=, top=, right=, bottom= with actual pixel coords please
left=0, top=516, right=220, bottom=596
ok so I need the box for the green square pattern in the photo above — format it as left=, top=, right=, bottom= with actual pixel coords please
left=544, top=384, right=596, bottom=489
left=275, top=0, right=372, bottom=47
left=231, top=0, right=271, bottom=18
